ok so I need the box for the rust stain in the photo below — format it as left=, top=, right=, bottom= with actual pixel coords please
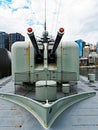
left=16, top=118, right=26, bottom=128
left=35, top=74, right=39, bottom=80
left=15, top=124, right=22, bottom=128
left=18, top=125, right=22, bottom=128
left=26, top=42, right=30, bottom=71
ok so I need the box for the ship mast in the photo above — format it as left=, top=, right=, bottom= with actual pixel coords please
left=44, top=0, right=46, bottom=31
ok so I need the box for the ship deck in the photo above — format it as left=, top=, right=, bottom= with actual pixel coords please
left=0, top=76, right=98, bottom=130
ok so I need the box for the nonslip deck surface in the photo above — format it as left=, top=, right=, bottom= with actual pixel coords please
left=0, top=76, right=98, bottom=130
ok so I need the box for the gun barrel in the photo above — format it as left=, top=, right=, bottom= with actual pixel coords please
left=27, top=28, right=42, bottom=56
left=50, top=28, right=64, bottom=55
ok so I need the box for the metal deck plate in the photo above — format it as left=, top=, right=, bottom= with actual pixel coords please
left=0, top=76, right=98, bottom=130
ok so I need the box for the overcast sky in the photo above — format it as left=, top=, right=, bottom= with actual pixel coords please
left=0, top=0, right=98, bottom=44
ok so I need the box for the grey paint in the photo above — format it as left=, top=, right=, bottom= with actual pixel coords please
left=0, top=76, right=98, bottom=129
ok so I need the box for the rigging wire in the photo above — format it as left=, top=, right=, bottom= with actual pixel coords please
left=28, top=0, right=62, bottom=37
left=50, top=0, right=58, bottom=36
left=55, top=0, right=62, bottom=33
left=28, top=1, right=38, bottom=26
left=50, top=0, right=62, bottom=37
left=28, top=0, right=45, bottom=36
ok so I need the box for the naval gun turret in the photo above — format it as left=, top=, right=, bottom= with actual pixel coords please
left=12, top=27, right=79, bottom=101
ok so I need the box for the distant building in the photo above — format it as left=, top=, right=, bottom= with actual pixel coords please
left=96, top=42, right=98, bottom=53
left=89, top=44, right=96, bottom=52
left=89, top=52, right=98, bottom=65
left=0, top=31, right=25, bottom=51
left=75, top=39, right=86, bottom=57
left=80, top=57, right=89, bottom=66
left=0, top=32, right=9, bottom=50
left=83, top=45, right=90, bottom=57
left=9, top=33, right=25, bottom=45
